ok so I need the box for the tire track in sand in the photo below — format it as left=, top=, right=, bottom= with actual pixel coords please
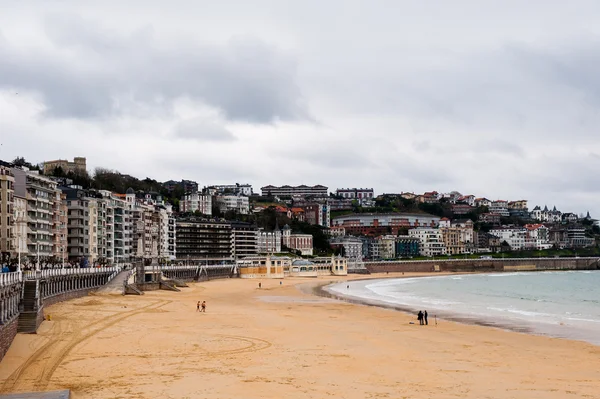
left=1, top=299, right=170, bottom=393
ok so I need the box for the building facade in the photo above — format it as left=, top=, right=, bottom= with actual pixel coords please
left=332, top=213, right=440, bottom=236
left=260, top=185, right=328, bottom=198
left=43, top=157, right=86, bottom=175
left=329, top=236, right=363, bottom=261
left=408, top=228, right=446, bottom=257
left=216, top=195, right=250, bottom=215
left=282, top=225, right=313, bottom=256
left=231, top=222, right=258, bottom=259
left=335, top=188, right=374, bottom=200
left=257, top=229, right=282, bottom=254
left=302, top=203, right=330, bottom=228
left=180, top=192, right=212, bottom=215
left=12, top=168, right=61, bottom=258
left=175, top=218, right=233, bottom=260
left=0, top=164, right=15, bottom=257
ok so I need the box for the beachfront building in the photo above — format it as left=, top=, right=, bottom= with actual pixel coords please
left=257, top=229, right=282, bottom=254
left=42, top=157, right=86, bottom=175
left=237, top=256, right=288, bottom=279
left=408, top=228, right=446, bottom=257
left=282, top=225, right=313, bottom=256
left=332, top=213, right=441, bottom=236
left=175, top=217, right=232, bottom=261
left=13, top=194, right=27, bottom=260
left=215, top=194, right=250, bottom=215
left=440, top=219, right=475, bottom=254
left=231, top=221, right=258, bottom=259
left=524, top=224, right=552, bottom=250
left=260, top=185, right=328, bottom=198
left=237, top=255, right=347, bottom=279
left=395, top=236, right=421, bottom=258
left=180, top=192, right=212, bottom=215
left=376, top=235, right=396, bottom=259
left=0, top=163, right=15, bottom=257
left=329, top=236, right=363, bottom=261
left=489, top=227, right=526, bottom=251
left=12, top=167, right=62, bottom=258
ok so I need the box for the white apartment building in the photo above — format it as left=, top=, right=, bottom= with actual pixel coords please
left=335, top=188, right=374, bottom=200
left=180, top=192, right=212, bottom=215
left=12, top=168, right=61, bottom=258
left=489, top=201, right=510, bottom=217
left=13, top=195, right=27, bottom=258
left=408, top=228, right=447, bottom=257
left=489, top=227, right=526, bottom=251
left=258, top=229, right=282, bottom=253
left=216, top=195, right=250, bottom=215
left=524, top=224, right=552, bottom=250
left=208, top=183, right=253, bottom=196
left=282, top=225, right=313, bottom=256
left=0, top=164, right=15, bottom=256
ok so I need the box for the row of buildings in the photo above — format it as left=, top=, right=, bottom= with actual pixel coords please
left=328, top=216, right=595, bottom=261
left=0, top=163, right=176, bottom=266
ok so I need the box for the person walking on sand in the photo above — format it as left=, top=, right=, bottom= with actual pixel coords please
left=196, top=301, right=200, bottom=312
left=417, top=310, right=424, bottom=325
left=201, top=301, right=206, bottom=313
left=424, top=310, right=428, bottom=326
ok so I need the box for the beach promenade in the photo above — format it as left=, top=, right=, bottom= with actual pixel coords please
left=0, top=273, right=599, bottom=398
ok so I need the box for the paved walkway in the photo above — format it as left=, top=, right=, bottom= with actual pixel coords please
left=94, top=270, right=130, bottom=296
left=0, top=390, right=70, bottom=399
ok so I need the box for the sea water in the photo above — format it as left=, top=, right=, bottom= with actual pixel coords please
left=329, top=271, right=600, bottom=345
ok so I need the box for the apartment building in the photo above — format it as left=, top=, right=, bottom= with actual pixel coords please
left=376, top=235, right=396, bottom=259
left=282, top=225, right=313, bottom=256
left=215, top=195, right=250, bottom=215
left=180, top=192, right=212, bottom=215
left=408, top=228, right=446, bottom=257
left=163, top=179, right=198, bottom=194
left=63, top=187, right=97, bottom=263
left=231, top=222, right=258, bottom=259
left=0, top=164, right=15, bottom=256
left=489, top=227, right=526, bottom=251
left=395, top=236, right=421, bottom=258
left=12, top=168, right=61, bottom=258
left=175, top=217, right=232, bottom=260
left=489, top=200, right=510, bottom=217
left=257, top=229, right=282, bottom=254
left=332, top=213, right=440, bottom=236
left=52, top=191, right=68, bottom=262
left=329, top=236, right=363, bottom=260
left=208, top=183, right=253, bottom=196
left=13, top=194, right=27, bottom=258
left=302, top=203, right=330, bottom=228
left=335, top=188, right=374, bottom=200
left=523, top=224, right=552, bottom=250
left=260, top=185, right=328, bottom=198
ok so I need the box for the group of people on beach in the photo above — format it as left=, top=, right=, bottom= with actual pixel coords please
left=196, top=301, right=206, bottom=312
left=417, top=310, right=428, bottom=325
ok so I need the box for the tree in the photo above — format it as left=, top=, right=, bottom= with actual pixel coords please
left=12, top=156, right=40, bottom=170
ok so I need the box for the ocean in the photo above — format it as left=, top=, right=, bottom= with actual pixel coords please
left=328, top=271, right=600, bottom=345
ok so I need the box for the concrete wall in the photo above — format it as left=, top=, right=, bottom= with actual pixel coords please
left=366, top=257, right=600, bottom=273
left=43, top=287, right=99, bottom=308
left=0, top=317, right=18, bottom=361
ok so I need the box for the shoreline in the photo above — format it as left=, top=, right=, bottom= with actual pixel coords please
left=312, top=272, right=597, bottom=346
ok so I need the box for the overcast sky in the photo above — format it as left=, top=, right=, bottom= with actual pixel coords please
left=1, top=1, right=599, bottom=216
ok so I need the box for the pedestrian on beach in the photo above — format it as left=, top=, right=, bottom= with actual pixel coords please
left=201, top=301, right=206, bottom=312
left=196, top=301, right=200, bottom=312
left=417, top=310, right=424, bottom=325
left=258, top=282, right=262, bottom=289
left=424, top=310, right=428, bottom=325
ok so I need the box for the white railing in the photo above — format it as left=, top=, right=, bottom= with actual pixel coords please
left=23, top=266, right=119, bottom=280
left=0, top=272, right=23, bottom=286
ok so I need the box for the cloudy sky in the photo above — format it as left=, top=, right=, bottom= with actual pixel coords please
left=1, top=1, right=599, bottom=215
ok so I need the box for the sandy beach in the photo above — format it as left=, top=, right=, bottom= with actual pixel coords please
left=1, top=273, right=600, bottom=399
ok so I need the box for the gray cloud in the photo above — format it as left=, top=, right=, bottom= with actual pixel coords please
left=0, top=15, right=309, bottom=123
left=173, top=118, right=237, bottom=142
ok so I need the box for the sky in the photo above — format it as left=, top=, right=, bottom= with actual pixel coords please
left=1, top=1, right=599, bottom=216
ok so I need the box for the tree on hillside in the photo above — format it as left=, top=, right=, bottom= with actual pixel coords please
left=12, top=156, right=40, bottom=170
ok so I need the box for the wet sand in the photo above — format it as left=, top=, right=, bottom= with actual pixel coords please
left=1, top=273, right=600, bottom=398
